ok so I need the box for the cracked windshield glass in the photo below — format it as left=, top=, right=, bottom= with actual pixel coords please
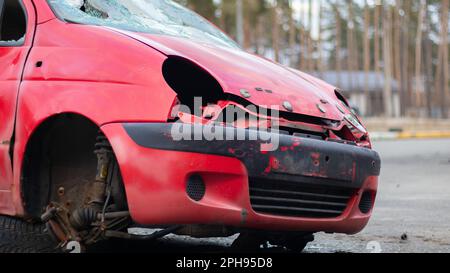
left=49, top=0, right=239, bottom=48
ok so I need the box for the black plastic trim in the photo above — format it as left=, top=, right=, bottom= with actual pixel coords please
left=123, top=123, right=381, bottom=189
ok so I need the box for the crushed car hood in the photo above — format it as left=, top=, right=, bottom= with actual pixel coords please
left=109, top=29, right=344, bottom=121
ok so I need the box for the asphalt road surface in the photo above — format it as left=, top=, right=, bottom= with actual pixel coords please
left=310, top=139, right=450, bottom=253
left=98, top=139, right=450, bottom=253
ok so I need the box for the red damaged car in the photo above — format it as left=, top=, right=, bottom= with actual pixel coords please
left=0, top=0, right=380, bottom=253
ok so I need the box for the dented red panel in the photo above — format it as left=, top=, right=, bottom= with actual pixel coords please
left=0, top=0, right=36, bottom=213
left=107, top=30, right=347, bottom=121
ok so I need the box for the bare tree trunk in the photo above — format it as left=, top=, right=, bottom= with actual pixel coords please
left=414, top=0, right=426, bottom=112
left=335, top=6, right=342, bottom=87
left=383, top=2, right=394, bottom=117
left=437, top=0, right=449, bottom=118
left=317, top=0, right=324, bottom=77
left=394, top=0, right=404, bottom=116
left=272, top=2, right=280, bottom=62
left=374, top=2, right=381, bottom=77
left=424, top=10, right=433, bottom=117
left=435, top=13, right=444, bottom=111
left=443, top=0, right=449, bottom=118
left=288, top=0, right=296, bottom=67
left=244, top=10, right=252, bottom=50
left=399, top=0, right=409, bottom=116
left=298, top=29, right=304, bottom=70
left=255, top=16, right=264, bottom=55
left=363, top=0, right=371, bottom=116
left=403, top=1, right=412, bottom=115
left=236, top=0, right=244, bottom=47
left=307, top=0, right=313, bottom=72
left=346, top=0, right=355, bottom=91
left=219, top=0, right=226, bottom=31
left=299, top=0, right=307, bottom=71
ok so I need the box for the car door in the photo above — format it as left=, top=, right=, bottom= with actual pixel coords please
left=0, top=0, right=33, bottom=191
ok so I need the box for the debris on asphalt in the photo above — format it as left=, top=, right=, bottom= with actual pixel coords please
left=401, top=234, right=409, bottom=241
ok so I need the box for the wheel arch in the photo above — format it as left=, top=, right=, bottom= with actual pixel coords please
left=20, top=113, right=103, bottom=218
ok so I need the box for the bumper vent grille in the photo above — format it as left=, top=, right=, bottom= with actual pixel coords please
left=186, top=175, right=206, bottom=201
left=249, top=178, right=355, bottom=219
left=359, top=191, right=374, bottom=214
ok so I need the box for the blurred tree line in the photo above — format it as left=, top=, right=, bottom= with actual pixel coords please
left=175, top=0, right=449, bottom=118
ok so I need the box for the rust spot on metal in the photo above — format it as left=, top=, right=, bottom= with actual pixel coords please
left=264, top=156, right=281, bottom=174
left=58, top=187, right=65, bottom=197
left=48, top=220, right=70, bottom=242
left=99, top=164, right=108, bottom=180
left=310, top=152, right=320, bottom=160
left=311, top=152, right=321, bottom=167
left=271, top=157, right=280, bottom=170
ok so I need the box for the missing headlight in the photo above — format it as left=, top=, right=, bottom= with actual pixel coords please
left=162, top=56, right=224, bottom=111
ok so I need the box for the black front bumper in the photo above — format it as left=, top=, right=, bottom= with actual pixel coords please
left=123, top=123, right=381, bottom=190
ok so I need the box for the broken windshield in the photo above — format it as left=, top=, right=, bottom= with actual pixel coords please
left=48, top=0, right=239, bottom=49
